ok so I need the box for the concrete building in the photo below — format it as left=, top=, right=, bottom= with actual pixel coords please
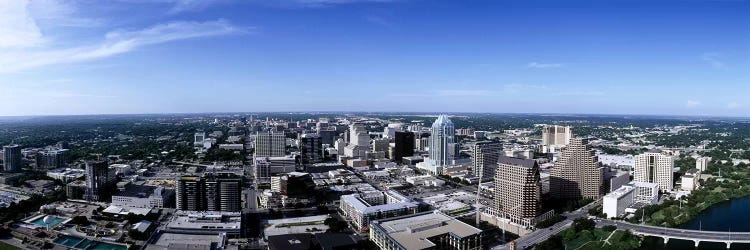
left=681, top=169, right=701, bottom=191
left=254, top=156, right=296, bottom=184
left=194, top=132, right=205, bottom=146
left=47, top=168, right=85, bottom=183
left=369, top=211, right=482, bottom=250
left=634, top=150, right=675, bottom=191
left=696, top=157, right=710, bottom=172
left=2, top=144, right=22, bottom=171
left=339, top=191, right=419, bottom=232
left=472, top=141, right=503, bottom=180
left=429, top=115, right=455, bottom=167
left=112, top=185, right=173, bottom=209
left=603, top=185, right=635, bottom=219
left=371, top=138, right=389, bottom=153
left=165, top=211, right=242, bottom=236
left=541, top=125, right=572, bottom=153
left=550, top=138, right=603, bottom=200
left=393, top=131, right=415, bottom=163
left=35, top=148, right=68, bottom=169
left=299, top=133, right=323, bottom=165
left=628, top=181, right=659, bottom=204
left=494, top=156, right=541, bottom=226
left=255, top=131, right=286, bottom=157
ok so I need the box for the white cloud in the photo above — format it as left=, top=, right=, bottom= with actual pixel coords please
left=686, top=100, right=701, bottom=108
left=0, top=0, right=44, bottom=48
left=0, top=19, right=246, bottom=73
left=727, top=102, right=741, bottom=109
left=701, top=52, right=725, bottom=69
left=526, top=62, right=564, bottom=68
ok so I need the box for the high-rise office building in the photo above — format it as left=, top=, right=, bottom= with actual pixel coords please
left=494, top=156, right=541, bottom=226
left=550, top=138, right=603, bottom=200
left=344, top=123, right=370, bottom=158
left=428, top=114, right=455, bottom=167
left=393, top=131, right=415, bottom=162
left=2, top=144, right=22, bottom=172
left=634, top=150, right=674, bottom=191
left=473, top=141, right=503, bottom=180
left=84, top=160, right=113, bottom=202
left=36, top=148, right=69, bottom=169
left=299, top=133, right=323, bottom=165
left=176, top=176, right=203, bottom=211
left=255, top=131, right=286, bottom=157
left=541, top=125, right=572, bottom=153
left=176, top=173, right=242, bottom=212
left=205, top=173, right=242, bottom=212
left=415, top=133, right=430, bottom=151
left=696, top=157, right=710, bottom=172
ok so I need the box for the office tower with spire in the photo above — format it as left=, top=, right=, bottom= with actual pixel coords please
left=634, top=150, right=675, bottom=191
left=2, top=144, right=22, bottom=172
left=429, top=114, right=455, bottom=167
left=550, top=138, right=603, bottom=200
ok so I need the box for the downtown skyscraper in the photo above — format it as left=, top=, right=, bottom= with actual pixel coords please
left=634, top=150, right=675, bottom=191
left=550, top=138, right=603, bottom=200
left=428, top=114, right=455, bottom=167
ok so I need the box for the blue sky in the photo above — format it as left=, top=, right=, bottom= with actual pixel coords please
left=0, top=0, right=748, bottom=116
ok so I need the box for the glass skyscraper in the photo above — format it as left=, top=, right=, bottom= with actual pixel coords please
left=429, top=114, right=455, bottom=167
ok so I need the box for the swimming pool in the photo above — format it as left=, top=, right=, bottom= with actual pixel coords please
left=53, top=235, right=127, bottom=250
left=28, top=216, right=66, bottom=227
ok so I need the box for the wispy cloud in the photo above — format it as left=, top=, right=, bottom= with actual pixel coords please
left=701, top=52, right=725, bottom=69
left=554, top=91, right=605, bottom=96
left=727, top=102, right=741, bottom=109
left=0, top=19, right=247, bottom=73
left=117, top=0, right=229, bottom=14
left=686, top=100, right=702, bottom=108
left=248, top=0, right=400, bottom=8
left=434, top=89, right=493, bottom=96
left=526, top=62, right=564, bottom=69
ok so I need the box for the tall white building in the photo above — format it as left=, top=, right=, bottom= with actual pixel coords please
left=696, top=157, right=710, bottom=172
left=428, top=115, right=455, bottom=167
left=255, top=131, right=286, bottom=157
left=541, top=125, right=572, bottom=153
left=633, top=150, right=675, bottom=191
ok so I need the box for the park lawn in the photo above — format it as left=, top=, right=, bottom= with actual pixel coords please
left=0, top=241, right=20, bottom=250
left=563, top=228, right=640, bottom=250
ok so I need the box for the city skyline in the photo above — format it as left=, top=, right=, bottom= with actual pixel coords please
left=1, top=0, right=748, bottom=116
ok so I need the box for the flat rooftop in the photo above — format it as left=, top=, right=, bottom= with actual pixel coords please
left=373, top=211, right=481, bottom=250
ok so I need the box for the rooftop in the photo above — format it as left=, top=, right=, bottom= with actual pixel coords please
left=372, top=211, right=481, bottom=250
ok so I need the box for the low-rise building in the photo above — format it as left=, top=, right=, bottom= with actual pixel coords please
left=405, top=175, right=445, bottom=187
left=165, top=211, right=242, bottom=236
left=340, top=191, right=419, bottom=232
left=47, top=168, right=85, bottom=183
left=111, top=184, right=173, bottom=209
left=681, top=169, right=701, bottom=191
left=369, top=211, right=483, bottom=250
left=603, top=185, right=636, bottom=219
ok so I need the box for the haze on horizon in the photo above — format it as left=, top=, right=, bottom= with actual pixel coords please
left=0, top=0, right=748, bottom=117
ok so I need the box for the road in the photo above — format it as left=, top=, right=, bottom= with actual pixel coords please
left=596, top=219, right=750, bottom=243
left=492, top=199, right=602, bottom=250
